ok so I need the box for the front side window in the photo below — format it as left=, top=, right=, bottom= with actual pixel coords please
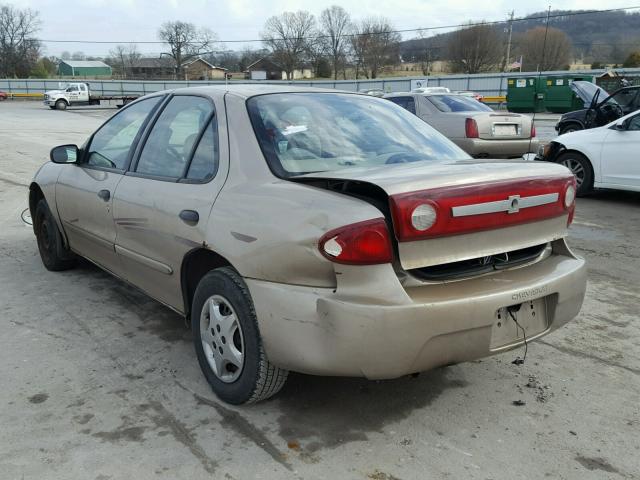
left=627, top=114, right=640, bottom=131
left=136, top=96, right=214, bottom=178
left=247, top=93, right=469, bottom=177
left=86, top=96, right=162, bottom=170
left=426, top=95, right=493, bottom=113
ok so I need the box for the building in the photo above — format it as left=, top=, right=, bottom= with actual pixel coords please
left=245, top=58, right=283, bottom=80
left=128, top=57, right=175, bottom=79
left=57, top=60, right=112, bottom=77
left=182, top=58, right=227, bottom=80
left=245, top=57, right=313, bottom=80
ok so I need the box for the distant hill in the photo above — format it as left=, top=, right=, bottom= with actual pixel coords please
left=400, top=9, right=640, bottom=66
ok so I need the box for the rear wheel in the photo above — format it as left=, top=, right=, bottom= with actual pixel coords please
left=192, top=267, right=288, bottom=404
left=55, top=99, right=67, bottom=111
left=34, top=199, right=76, bottom=271
left=559, top=123, right=581, bottom=135
left=557, top=151, right=593, bottom=196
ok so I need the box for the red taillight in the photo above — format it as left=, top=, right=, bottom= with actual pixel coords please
left=465, top=118, right=479, bottom=138
left=390, top=176, right=574, bottom=242
left=319, top=218, right=393, bottom=265
left=531, top=124, right=537, bottom=138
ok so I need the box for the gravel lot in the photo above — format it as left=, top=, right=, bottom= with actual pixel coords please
left=1, top=101, right=638, bottom=480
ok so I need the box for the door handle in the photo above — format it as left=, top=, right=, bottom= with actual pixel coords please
left=179, top=209, right=199, bottom=225
left=97, top=189, right=110, bottom=201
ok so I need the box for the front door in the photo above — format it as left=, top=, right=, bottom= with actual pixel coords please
left=599, top=113, right=640, bottom=189
left=56, top=96, right=163, bottom=275
left=113, top=94, right=228, bottom=311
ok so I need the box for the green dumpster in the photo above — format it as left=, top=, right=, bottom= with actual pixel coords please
left=545, top=75, right=594, bottom=113
left=507, top=77, right=547, bottom=113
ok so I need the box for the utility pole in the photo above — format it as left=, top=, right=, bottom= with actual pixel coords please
left=504, top=10, right=514, bottom=72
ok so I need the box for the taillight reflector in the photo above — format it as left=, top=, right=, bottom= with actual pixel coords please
left=531, top=124, right=537, bottom=138
left=319, top=218, right=393, bottom=265
left=465, top=118, right=479, bottom=138
left=390, top=176, right=575, bottom=241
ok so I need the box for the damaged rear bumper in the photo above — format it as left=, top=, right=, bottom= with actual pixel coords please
left=246, top=242, right=586, bottom=379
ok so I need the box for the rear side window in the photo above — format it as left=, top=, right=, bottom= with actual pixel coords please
left=187, top=121, right=218, bottom=181
left=388, top=96, right=416, bottom=115
left=86, top=96, right=161, bottom=170
left=136, top=96, right=214, bottom=179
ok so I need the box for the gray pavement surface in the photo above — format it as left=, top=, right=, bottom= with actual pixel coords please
left=0, top=102, right=638, bottom=480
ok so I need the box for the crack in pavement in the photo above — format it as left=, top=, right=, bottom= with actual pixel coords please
left=176, top=381, right=293, bottom=472
left=538, top=340, right=640, bottom=376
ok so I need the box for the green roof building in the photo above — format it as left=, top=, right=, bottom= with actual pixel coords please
left=57, top=60, right=112, bottom=77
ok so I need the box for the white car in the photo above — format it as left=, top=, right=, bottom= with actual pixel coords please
left=537, top=109, right=640, bottom=195
left=411, top=86, right=451, bottom=94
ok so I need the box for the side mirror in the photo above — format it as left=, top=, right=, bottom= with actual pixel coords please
left=50, top=144, right=79, bottom=164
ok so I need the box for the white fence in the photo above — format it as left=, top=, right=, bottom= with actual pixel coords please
left=2, top=68, right=640, bottom=97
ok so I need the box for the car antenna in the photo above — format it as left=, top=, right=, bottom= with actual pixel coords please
left=528, top=5, right=552, bottom=156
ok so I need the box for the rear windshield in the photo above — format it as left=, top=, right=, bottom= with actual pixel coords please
left=247, top=93, right=469, bottom=177
left=427, top=95, right=493, bottom=112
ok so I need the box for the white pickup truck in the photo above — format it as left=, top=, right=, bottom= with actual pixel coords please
left=43, top=82, right=139, bottom=110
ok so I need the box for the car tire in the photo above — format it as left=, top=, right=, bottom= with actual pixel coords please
left=49, top=106, right=56, bottom=110
left=34, top=199, right=76, bottom=271
left=559, top=123, right=581, bottom=135
left=192, top=267, right=288, bottom=405
left=557, top=151, right=593, bottom=196
left=55, top=100, right=67, bottom=111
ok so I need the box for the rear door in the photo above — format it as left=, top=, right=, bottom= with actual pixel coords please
left=56, top=96, right=162, bottom=275
left=112, top=94, right=229, bottom=311
left=599, top=113, right=640, bottom=189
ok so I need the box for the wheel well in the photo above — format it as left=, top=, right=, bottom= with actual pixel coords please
left=559, top=120, right=583, bottom=130
left=55, top=98, right=68, bottom=104
left=29, top=183, right=44, bottom=220
left=557, top=149, right=594, bottom=174
left=181, top=248, right=232, bottom=320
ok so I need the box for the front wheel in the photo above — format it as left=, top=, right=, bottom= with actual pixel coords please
left=55, top=99, right=67, bottom=111
left=192, top=267, right=288, bottom=404
left=34, top=199, right=76, bottom=271
left=557, top=151, right=593, bottom=196
left=559, top=123, right=581, bottom=135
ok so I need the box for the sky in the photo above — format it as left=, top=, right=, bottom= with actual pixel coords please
left=11, top=0, right=639, bottom=57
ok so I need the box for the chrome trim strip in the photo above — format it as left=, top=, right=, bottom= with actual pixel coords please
left=114, top=244, right=173, bottom=275
left=451, top=193, right=559, bottom=217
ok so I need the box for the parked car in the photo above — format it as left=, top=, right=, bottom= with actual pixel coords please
left=454, top=90, right=484, bottom=102
left=385, top=92, right=538, bottom=158
left=0, top=91, right=8, bottom=101
left=411, top=86, right=450, bottom=94
left=29, top=86, right=586, bottom=404
left=538, top=109, right=640, bottom=196
left=555, top=81, right=640, bottom=134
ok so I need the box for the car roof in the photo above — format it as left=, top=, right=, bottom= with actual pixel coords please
left=150, top=84, right=354, bottom=99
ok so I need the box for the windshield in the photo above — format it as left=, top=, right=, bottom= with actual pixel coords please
left=247, top=93, right=469, bottom=177
left=426, top=94, right=493, bottom=113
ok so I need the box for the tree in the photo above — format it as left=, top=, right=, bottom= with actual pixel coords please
left=350, top=17, right=400, bottom=79
left=108, top=44, right=141, bottom=79
left=61, top=51, right=71, bottom=60
left=158, top=21, right=216, bottom=79
left=262, top=11, right=316, bottom=80
left=320, top=6, right=351, bottom=80
left=0, top=4, right=41, bottom=78
left=447, top=23, right=502, bottom=74
left=623, top=51, right=640, bottom=68
left=516, top=27, right=572, bottom=71
left=238, top=47, right=267, bottom=71
left=71, top=51, right=85, bottom=60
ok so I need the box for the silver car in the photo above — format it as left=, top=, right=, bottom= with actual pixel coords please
left=385, top=92, right=539, bottom=158
left=29, top=86, right=586, bottom=404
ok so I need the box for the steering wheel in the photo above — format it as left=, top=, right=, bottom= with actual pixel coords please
left=385, top=152, right=428, bottom=164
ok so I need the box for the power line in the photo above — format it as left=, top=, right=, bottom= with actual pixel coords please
left=33, top=5, right=640, bottom=46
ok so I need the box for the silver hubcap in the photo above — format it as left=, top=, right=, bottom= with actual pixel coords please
left=200, top=295, right=244, bottom=383
left=561, top=158, right=585, bottom=188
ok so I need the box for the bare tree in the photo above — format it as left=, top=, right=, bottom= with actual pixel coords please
left=516, top=27, right=572, bottom=71
left=351, top=17, right=400, bottom=79
left=60, top=51, right=71, bottom=60
left=262, top=11, right=316, bottom=80
left=447, top=23, right=502, bottom=74
left=320, top=6, right=351, bottom=80
left=109, top=44, right=141, bottom=79
left=0, top=4, right=41, bottom=77
left=158, top=21, right=216, bottom=79
left=71, top=51, right=85, bottom=60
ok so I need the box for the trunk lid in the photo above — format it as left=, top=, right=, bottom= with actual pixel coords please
left=297, top=160, right=574, bottom=270
left=470, top=112, right=532, bottom=140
